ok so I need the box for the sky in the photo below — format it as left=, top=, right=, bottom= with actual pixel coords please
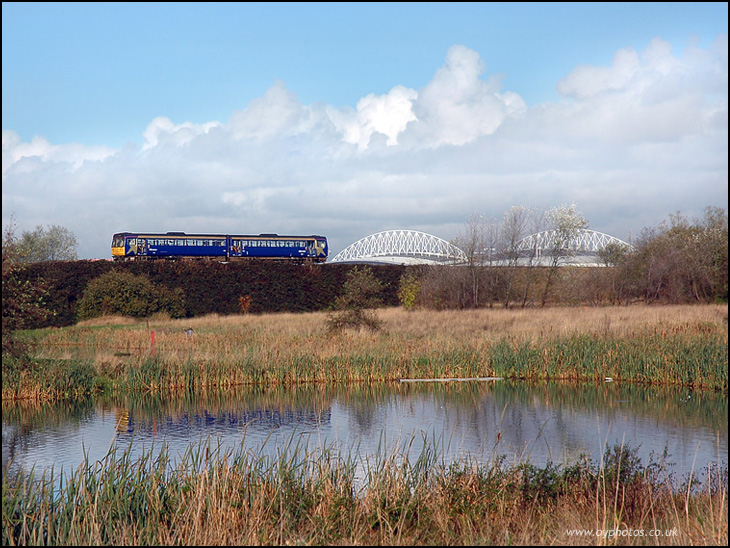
left=2, top=2, right=728, bottom=260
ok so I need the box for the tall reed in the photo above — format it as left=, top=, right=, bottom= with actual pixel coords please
left=3, top=436, right=727, bottom=545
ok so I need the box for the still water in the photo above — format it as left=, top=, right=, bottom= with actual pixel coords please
left=3, top=380, right=727, bottom=486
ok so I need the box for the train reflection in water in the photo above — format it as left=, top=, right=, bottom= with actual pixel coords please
left=115, top=407, right=331, bottom=441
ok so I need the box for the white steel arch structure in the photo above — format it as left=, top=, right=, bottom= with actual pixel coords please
left=514, top=229, right=633, bottom=266
left=330, top=230, right=468, bottom=265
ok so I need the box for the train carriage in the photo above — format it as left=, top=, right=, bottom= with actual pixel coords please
left=112, top=232, right=328, bottom=262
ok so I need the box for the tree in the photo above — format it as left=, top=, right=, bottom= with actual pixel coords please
left=327, top=267, right=384, bottom=332
left=2, top=219, right=51, bottom=362
left=397, top=271, right=422, bottom=310
left=508, top=207, right=547, bottom=308
left=619, top=207, right=728, bottom=303
left=14, top=224, right=78, bottom=262
left=452, top=213, right=490, bottom=308
left=597, top=241, right=630, bottom=267
left=540, top=204, right=588, bottom=306
left=499, top=205, right=531, bottom=308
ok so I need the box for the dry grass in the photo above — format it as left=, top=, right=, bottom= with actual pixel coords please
left=379, top=304, right=728, bottom=340
left=8, top=303, right=727, bottom=399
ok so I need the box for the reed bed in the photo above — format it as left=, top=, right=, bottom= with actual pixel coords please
left=5, top=304, right=727, bottom=400
left=3, top=435, right=727, bottom=546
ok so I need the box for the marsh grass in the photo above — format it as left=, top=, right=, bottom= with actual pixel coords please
left=2, top=434, right=727, bottom=546
left=5, top=304, right=727, bottom=400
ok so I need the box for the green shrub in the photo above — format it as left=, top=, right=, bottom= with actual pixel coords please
left=397, top=272, right=421, bottom=310
left=327, top=267, right=384, bottom=332
left=77, top=271, right=186, bottom=321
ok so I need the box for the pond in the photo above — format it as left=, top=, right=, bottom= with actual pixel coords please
left=3, top=379, right=727, bottom=487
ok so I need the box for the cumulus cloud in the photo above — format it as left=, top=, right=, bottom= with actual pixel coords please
left=229, top=80, right=315, bottom=141
left=2, top=129, right=115, bottom=171
left=342, top=85, right=418, bottom=150
left=406, top=45, right=527, bottom=147
left=552, top=36, right=727, bottom=143
left=142, top=117, right=221, bottom=150
left=2, top=39, right=727, bottom=259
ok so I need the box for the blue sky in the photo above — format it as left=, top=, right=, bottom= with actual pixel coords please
left=2, top=2, right=728, bottom=259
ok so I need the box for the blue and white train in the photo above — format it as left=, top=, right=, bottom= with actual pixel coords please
left=111, top=232, right=328, bottom=263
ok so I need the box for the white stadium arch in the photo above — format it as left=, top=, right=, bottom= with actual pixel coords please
left=329, top=230, right=468, bottom=265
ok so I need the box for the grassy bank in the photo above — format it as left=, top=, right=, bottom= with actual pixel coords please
left=3, top=304, right=727, bottom=400
left=3, top=435, right=727, bottom=546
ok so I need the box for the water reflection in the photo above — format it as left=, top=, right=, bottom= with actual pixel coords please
left=3, top=381, right=727, bottom=485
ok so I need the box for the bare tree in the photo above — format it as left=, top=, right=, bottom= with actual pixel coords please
left=540, top=204, right=588, bottom=306
left=517, top=207, right=547, bottom=307
left=452, top=213, right=490, bottom=308
left=499, top=206, right=530, bottom=308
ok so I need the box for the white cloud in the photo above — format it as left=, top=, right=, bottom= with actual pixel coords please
left=229, top=80, right=318, bottom=141
left=344, top=85, right=418, bottom=150
left=405, top=45, right=527, bottom=147
left=2, top=39, right=727, bottom=259
left=142, top=117, right=221, bottom=150
left=557, top=47, right=641, bottom=99
left=2, top=129, right=115, bottom=174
